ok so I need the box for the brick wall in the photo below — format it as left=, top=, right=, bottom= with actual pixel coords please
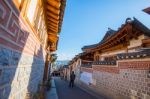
left=0, top=0, right=47, bottom=99
left=77, top=59, right=150, bottom=99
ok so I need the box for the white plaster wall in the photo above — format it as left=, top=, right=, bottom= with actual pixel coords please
left=128, top=35, right=145, bottom=49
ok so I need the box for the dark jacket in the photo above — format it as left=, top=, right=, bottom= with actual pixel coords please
left=70, top=73, right=75, bottom=81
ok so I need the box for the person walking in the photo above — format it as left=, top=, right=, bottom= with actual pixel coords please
left=69, top=71, right=76, bottom=88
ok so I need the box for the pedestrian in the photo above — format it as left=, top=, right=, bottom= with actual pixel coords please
left=69, top=71, right=76, bottom=88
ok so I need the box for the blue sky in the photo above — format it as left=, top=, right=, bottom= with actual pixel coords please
left=57, top=0, right=150, bottom=60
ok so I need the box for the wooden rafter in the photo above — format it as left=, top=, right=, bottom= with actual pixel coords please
left=45, top=0, right=66, bottom=52
left=47, top=5, right=60, bottom=15
left=47, top=22, right=58, bottom=28
left=48, top=27, right=58, bottom=32
left=47, top=0, right=60, bottom=9
left=47, top=20, right=59, bottom=26
left=47, top=12, right=59, bottom=20
left=48, top=18, right=59, bottom=24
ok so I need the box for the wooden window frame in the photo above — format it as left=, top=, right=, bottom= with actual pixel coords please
left=25, top=0, right=39, bottom=25
left=23, top=0, right=45, bottom=42
left=13, top=0, right=47, bottom=43
left=13, top=0, right=25, bottom=11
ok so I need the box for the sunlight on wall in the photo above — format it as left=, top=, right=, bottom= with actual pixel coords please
left=80, top=72, right=93, bottom=85
left=8, top=15, right=35, bottom=98
left=18, top=0, right=22, bottom=4
left=27, top=0, right=38, bottom=24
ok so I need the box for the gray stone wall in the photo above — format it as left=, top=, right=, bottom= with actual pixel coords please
left=91, top=69, right=150, bottom=99
left=75, top=59, right=150, bottom=99
left=0, top=45, right=45, bottom=99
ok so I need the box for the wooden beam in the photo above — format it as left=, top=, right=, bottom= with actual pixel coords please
left=48, top=18, right=59, bottom=24
left=82, top=60, right=93, bottom=62
left=47, top=21, right=58, bottom=27
left=47, top=19, right=59, bottom=26
left=47, top=12, right=59, bottom=20
left=48, top=25, right=58, bottom=31
left=47, top=24, right=58, bottom=31
left=48, top=28, right=57, bottom=33
left=48, top=28, right=58, bottom=33
left=48, top=28, right=58, bottom=34
left=47, top=0, right=60, bottom=10
left=48, top=38, right=58, bottom=43
left=47, top=5, right=60, bottom=15
left=48, top=26, right=58, bottom=32
left=48, top=35, right=58, bottom=40
left=142, top=38, right=150, bottom=47
left=47, top=24, right=57, bottom=29
left=101, top=44, right=126, bottom=53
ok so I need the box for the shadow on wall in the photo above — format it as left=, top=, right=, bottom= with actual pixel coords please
left=0, top=1, right=45, bottom=99
left=27, top=45, right=45, bottom=98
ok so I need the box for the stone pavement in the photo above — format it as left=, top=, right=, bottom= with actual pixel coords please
left=53, top=77, right=104, bottom=99
left=46, top=78, right=58, bottom=99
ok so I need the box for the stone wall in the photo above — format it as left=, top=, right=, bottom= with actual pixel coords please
left=0, top=0, right=47, bottom=99
left=77, top=59, right=150, bottom=99
left=81, top=67, right=93, bottom=73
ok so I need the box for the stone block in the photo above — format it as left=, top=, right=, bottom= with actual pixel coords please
left=0, top=88, right=4, bottom=99
left=3, top=85, right=11, bottom=99
left=0, top=47, right=12, bottom=66
left=11, top=51, right=21, bottom=65
left=0, top=68, right=16, bottom=85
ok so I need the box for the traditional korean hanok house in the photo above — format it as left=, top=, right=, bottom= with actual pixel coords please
left=77, top=52, right=94, bottom=85
left=69, top=56, right=79, bottom=79
left=143, top=7, right=150, bottom=15
left=80, top=18, right=150, bottom=99
left=62, top=64, right=69, bottom=79
left=67, top=60, right=74, bottom=80
left=68, top=56, right=79, bottom=81
left=0, top=0, right=66, bottom=98
left=68, top=52, right=94, bottom=86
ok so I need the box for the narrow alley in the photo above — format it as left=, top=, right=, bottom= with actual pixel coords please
left=0, top=0, right=150, bottom=99
left=47, top=77, right=104, bottom=99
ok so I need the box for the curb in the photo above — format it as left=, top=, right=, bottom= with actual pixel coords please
left=46, top=79, right=58, bottom=99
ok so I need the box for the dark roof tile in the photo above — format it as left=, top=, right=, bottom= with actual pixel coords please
left=82, top=17, right=150, bottom=51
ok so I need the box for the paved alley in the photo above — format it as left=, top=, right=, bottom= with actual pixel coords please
left=53, top=77, right=101, bottom=99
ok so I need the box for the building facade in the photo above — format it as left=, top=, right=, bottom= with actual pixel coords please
left=69, top=18, right=150, bottom=99
left=0, top=0, right=66, bottom=99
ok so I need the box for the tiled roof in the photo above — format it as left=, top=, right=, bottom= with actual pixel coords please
left=82, top=17, right=150, bottom=51
left=101, top=28, right=116, bottom=43
left=46, top=0, right=66, bottom=51
left=82, top=29, right=116, bottom=50
left=132, top=17, right=150, bottom=36
left=143, top=7, right=150, bottom=15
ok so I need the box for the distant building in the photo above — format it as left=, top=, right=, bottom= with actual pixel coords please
left=56, top=60, right=70, bottom=69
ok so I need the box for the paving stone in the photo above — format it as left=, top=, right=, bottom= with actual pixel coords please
left=53, top=77, right=102, bottom=99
